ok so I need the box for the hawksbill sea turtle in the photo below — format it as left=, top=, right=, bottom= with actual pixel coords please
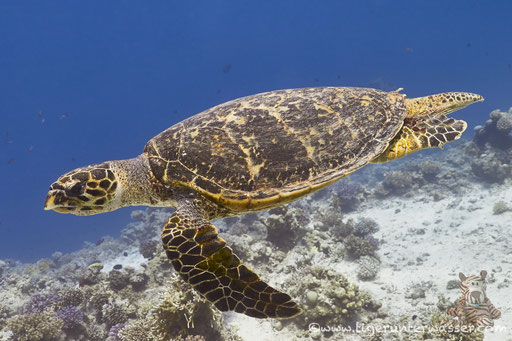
left=44, top=87, right=483, bottom=318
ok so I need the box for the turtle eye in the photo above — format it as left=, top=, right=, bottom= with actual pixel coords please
left=66, top=182, right=85, bottom=197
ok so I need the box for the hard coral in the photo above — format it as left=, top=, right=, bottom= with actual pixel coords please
left=139, top=239, right=160, bottom=260
left=102, top=303, right=128, bottom=328
left=473, top=108, right=512, bottom=149
left=108, top=322, right=129, bottom=341
left=108, top=270, right=130, bottom=291
left=5, top=310, right=64, bottom=341
left=288, top=265, right=380, bottom=328
left=263, top=206, right=308, bottom=251
left=353, top=217, right=379, bottom=236
left=54, top=305, right=83, bottom=330
left=382, top=170, right=414, bottom=194
left=149, top=275, right=221, bottom=341
left=118, top=319, right=153, bottom=341
left=330, top=179, right=364, bottom=212
left=58, top=288, right=84, bottom=308
left=357, top=256, right=380, bottom=281
left=344, top=234, right=378, bottom=259
left=470, top=152, right=510, bottom=183
left=418, top=159, right=442, bottom=181
left=23, top=293, right=61, bottom=314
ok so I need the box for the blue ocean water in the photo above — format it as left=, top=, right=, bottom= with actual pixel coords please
left=0, top=0, right=511, bottom=262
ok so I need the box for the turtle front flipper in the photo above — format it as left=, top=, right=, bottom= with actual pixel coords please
left=161, top=204, right=301, bottom=319
left=371, top=115, right=467, bottom=163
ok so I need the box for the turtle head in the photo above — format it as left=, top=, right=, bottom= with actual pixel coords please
left=405, top=92, right=484, bottom=118
left=44, top=162, right=120, bottom=216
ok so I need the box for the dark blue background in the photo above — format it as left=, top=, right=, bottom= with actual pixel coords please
left=1, top=0, right=511, bottom=261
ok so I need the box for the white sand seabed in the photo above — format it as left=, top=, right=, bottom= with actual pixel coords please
left=350, top=184, right=512, bottom=341
left=225, top=182, right=512, bottom=340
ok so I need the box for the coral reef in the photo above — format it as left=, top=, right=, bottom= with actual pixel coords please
left=377, top=170, right=415, bottom=196
left=329, top=179, right=365, bottom=212
left=418, top=159, right=442, bottom=181
left=357, top=255, right=380, bottom=280
left=262, top=206, right=309, bottom=251
left=5, top=310, right=64, bottom=341
left=108, top=269, right=130, bottom=291
left=469, top=151, right=510, bottom=183
left=493, top=200, right=510, bottom=214
left=117, top=319, right=153, bottom=341
left=288, top=264, right=381, bottom=330
left=138, top=239, right=160, bottom=260
left=473, top=107, right=512, bottom=149
left=54, top=305, right=83, bottom=330
left=102, top=303, right=129, bottom=329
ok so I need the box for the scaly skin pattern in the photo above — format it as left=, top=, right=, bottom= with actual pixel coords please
left=45, top=87, right=483, bottom=319
left=371, top=114, right=467, bottom=163
left=145, top=87, right=407, bottom=212
left=161, top=198, right=301, bottom=318
left=45, top=163, right=118, bottom=214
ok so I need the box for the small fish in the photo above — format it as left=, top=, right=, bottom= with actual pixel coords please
left=41, top=118, right=46, bottom=124
left=8, top=158, right=15, bottom=164
left=405, top=47, right=413, bottom=53
left=37, top=110, right=43, bottom=117
left=27, top=145, right=33, bottom=153
left=223, top=64, right=232, bottom=73
left=59, top=113, right=69, bottom=119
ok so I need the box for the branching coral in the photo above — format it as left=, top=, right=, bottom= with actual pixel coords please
left=54, top=305, right=83, bottom=330
left=58, top=288, right=84, bottom=308
left=23, top=293, right=61, bottom=314
left=5, top=310, right=64, bottom=341
left=118, top=319, right=153, bottom=341
left=148, top=275, right=222, bottom=341
left=102, top=303, right=128, bottom=328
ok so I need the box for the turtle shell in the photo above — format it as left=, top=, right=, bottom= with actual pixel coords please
left=144, top=87, right=407, bottom=211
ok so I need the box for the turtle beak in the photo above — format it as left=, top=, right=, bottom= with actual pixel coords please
left=44, top=189, right=77, bottom=213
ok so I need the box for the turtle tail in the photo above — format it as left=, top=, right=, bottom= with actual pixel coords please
left=161, top=207, right=301, bottom=319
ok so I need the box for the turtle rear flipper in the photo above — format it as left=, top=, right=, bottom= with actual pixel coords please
left=161, top=205, right=301, bottom=319
left=371, top=115, right=467, bottom=163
